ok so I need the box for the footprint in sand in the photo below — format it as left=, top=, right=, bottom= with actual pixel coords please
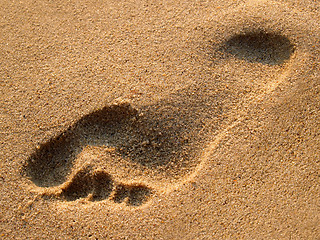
left=23, top=3, right=296, bottom=207
left=24, top=103, right=157, bottom=206
left=222, top=31, right=294, bottom=65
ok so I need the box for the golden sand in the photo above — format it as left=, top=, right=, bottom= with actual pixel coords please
left=1, top=0, right=319, bottom=239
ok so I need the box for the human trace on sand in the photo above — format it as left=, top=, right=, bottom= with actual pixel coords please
left=23, top=20, right=295, bottom=207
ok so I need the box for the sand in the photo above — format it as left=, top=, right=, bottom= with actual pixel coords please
left=1, top=0, right=320, bottom=239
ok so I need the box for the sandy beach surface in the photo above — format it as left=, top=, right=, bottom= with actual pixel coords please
left=1, top=0, right=320, bottom=239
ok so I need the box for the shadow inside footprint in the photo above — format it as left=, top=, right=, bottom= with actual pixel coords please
left=24, top=99, right=205, bottom=189
left=111, top=184, right=129, bottom=204
left=60, top=168, right=93, bottom=201
left=111, top=184, right=152, bottom=206
left=24, top=133, right=82, bottom=187
left=127, top=185, right=153, bottom=206
left=60, top=168, right=113, bottom=201
left=222, top=31, right=295, bottom=65
left=23, top=103, right=138, bottom=187
left=92, top=170, right=114, bottom=201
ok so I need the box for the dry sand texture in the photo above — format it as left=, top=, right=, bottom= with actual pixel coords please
left=1, top=0, right=320, bottom=239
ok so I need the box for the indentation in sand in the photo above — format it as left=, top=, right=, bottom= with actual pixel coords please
left=58, top=167, right=152, bottom=206
left=223, top=31, right=295, bottom=65
left=111, top=183, right=152, bottom=206
left=60, top=168, right=114, bottom=202
left=23, top=102, right=196, bottom=206
left=22, top=34, right=295, bottom=207
left=22, top=1, right=300, bottom=208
